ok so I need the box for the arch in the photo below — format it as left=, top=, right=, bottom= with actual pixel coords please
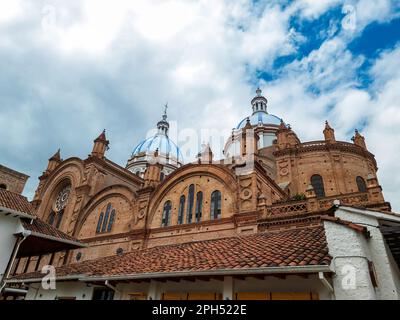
left=37, top=159, right=84, bottom=225
left=74, top=184, right=137, bottom=237
left=210, top=190, right=222, bottom=220
left=311, top=174, right=325, bottom=198
left=0, top=184, right=7, bottom=190
left=42, top=178, right=73, bottom=230
left=147, top=164, right=239, bottom=227
left=356, top=176, right=367, bottom=192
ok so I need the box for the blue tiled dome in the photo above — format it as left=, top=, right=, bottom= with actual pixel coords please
left=236, top=111, right=282, bottom=129
left=132, top=133, right=184, bottom=163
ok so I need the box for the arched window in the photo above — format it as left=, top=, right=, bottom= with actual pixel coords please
left=101, top=203, right=112, bottom=233
left=48, top=212, right=56, bottom=226
left=178, top=195, right=185, bottom=225
left=356, top=176, right=367, bottom=192
left=162, top=201, right=172, bottom=227
left=96, top=212, right=104, bottom=233
left=55, top=210, right=64, bottom=229
left=186, top=184, right=195, bottom=224
left=195, top=191, right=203, bottom=223
left=0, top=184, right=7, bottom=189
left=311, top=174, right=325, bottom=198
left=96, top=203, right=116, bottom=234
left=160, top=172, right=165, bottom=182
left=107, top=209, right=116, bottom=232
left=210, top=190, right=222, bottom=220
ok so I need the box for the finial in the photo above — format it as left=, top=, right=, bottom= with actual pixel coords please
left=256, top=87, right=262, bottom=96
left=163, top=103, right=168, bottom=120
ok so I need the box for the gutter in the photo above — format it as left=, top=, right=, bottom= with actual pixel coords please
left=25, top=230, right=87, bottom=248
left=5, top=265, right=332, bottom=284
left=6, top=274, right=85, bottom=284
left=318, top=272, right=334, bottom=294
left=83, top=265, right=332, bottom=282
left=2, top=287, right=28, bottom=295
left=0, top=206, right=35, bottom=219
left=0, top=233, right=29, bottom=294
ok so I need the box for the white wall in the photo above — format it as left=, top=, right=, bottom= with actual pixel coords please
left=25, top=282, right=94, bottom=300
left=324, top=207, right=400, bottom=300
left=26, top=275, right=331, bottom=300
left=0, top=214, right=22, bottom=283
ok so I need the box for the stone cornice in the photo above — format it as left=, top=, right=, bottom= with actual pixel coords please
left=273, top=140, right=377, bottom=168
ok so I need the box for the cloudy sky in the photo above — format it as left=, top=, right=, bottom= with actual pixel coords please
left=0, top=0, right=399, bottom=210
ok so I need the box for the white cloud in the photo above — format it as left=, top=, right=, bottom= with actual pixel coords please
left=0, top=0, right=399, bottom=212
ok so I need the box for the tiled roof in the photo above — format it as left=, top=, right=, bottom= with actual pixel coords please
left=21, top=218, right=83, bottom=245
left=12, top=225, right=331, bottom=281
left=321, top=216, right=369, bottom=236
left=0, top=188, right=34, bottom=215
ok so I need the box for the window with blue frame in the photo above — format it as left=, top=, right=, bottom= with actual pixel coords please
left=186, top=184, right=195, bottom=224
left=195, top=191, right=203, bottom=222
left=210, top=190, right=222, bottom=220
left=162, top=201, right=172, bottom=227
left=178, top=195, right=185, bottom=224
left=96, top=203, right=116, bottom=233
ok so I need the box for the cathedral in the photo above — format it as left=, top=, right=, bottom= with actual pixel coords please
left=1, top=88, right=400, bottom=300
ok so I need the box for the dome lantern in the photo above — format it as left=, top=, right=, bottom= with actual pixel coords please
left=126, top=104, right=183, bottom=177
left=251, top=87, right=268, bottom=114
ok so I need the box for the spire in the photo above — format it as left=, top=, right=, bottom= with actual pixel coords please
left=91, top=129, right=110, bottom=158
left=323, top=120, right=336, bottom=143
left=157, top=104, right=170, bottom=135
left=46, top=148, right=62, bottom=173
left=256, top=87, right=262, bottom=96
left=49, top=148, right=61, bottom=162
left=278, top=119, right=286, bottom=130
left=352, top=129, right=367, bottom=149
left=197, top=142, right=214, bottom=164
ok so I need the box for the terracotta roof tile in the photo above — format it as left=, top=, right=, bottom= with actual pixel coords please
left=21, top=218, right=83, bottom=245
left=0, top=188, right=34, bottom=215
left=13, top=225, right=331, bottom=281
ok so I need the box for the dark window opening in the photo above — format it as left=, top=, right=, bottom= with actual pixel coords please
left=96, top=203, right=116, bottom=234
left=178, top=195, right=185, bottom=225
left=162, top=201, right=172, bottom=227
left=92, top=288, right=114, bottom=300
left=195, top=191, right=203, bottom=223
left=0, top=184, right=7, bottom=189
left=48, top=212, right=56, bottom=226
left=356, top=176, right=367, bottom=192
left=186, top=184, right=195, bottom=224
left=55, top=209, right=64, bottom=229
left=211, top=190, right=222, bottom=220
left=311, top=174, right=325, bottom=198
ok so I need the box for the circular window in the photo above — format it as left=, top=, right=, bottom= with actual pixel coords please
left=116, top=248, right=124, bottom=255
left=55, top=185, right=71, bottom=212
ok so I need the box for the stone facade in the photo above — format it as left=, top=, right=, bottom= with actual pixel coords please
left=0, top=165, right=29, bottom=194
left=10, top=90, right=392, bottom=278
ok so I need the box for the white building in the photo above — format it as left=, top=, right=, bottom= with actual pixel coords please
left=5, top=204, right=400, bottom=300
